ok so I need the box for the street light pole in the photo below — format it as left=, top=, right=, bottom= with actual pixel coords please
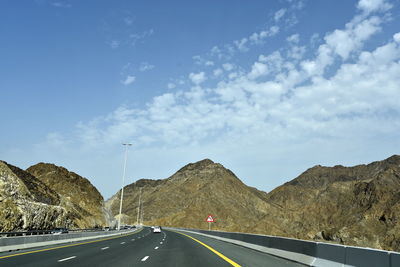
left=136, top=187, right=142, bottom=226
left=118, top=143, right=132, bottom=230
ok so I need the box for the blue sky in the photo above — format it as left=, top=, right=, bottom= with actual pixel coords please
left=1, top=0, right=399, bottom=199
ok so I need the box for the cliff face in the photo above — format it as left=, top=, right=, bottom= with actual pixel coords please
left=106, top=159, right=272, bottom=232
left=261, top=155, right=400, bottom=251
left=27, top=163, right=106, bottom=229
left=0, top=160, right=106, bottom=232
left=0, top=161, right=71, bottom=231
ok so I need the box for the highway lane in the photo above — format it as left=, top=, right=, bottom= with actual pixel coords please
left=0, top=227, right=305, bottom=266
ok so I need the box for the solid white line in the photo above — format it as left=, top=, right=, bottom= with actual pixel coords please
left=58, top=256, right=76, bottom=262
left=141, top=256, right=149, bottom=261
left=101, top=247, right=109, bottom=250
left=154, top=246, right=159, bottom=250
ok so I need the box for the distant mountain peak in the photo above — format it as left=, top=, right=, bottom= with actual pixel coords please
left=383, top=154, right=400, bottom=164
left=176, top=158, right=216, bottom=173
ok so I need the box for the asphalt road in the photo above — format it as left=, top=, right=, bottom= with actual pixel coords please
left=0, top=227, right=304, bottom=267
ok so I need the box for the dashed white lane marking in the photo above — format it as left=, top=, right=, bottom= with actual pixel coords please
left=131, top=239, right=135, bottom=241
left=121, top=242, right=125, bottom=244
left=160, top=242, right=163, bottom=244
left=154, top=246, right=159, bottom=250
left=141, top=256, right=149, bottom=262
left=58, top=256, right=76, bottom=262
left=101, top=247, right=109, bottom=250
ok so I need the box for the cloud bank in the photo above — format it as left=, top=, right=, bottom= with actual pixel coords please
left=30, top=0, right=400, bottom=197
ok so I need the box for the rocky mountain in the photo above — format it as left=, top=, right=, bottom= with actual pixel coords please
left=106, top=159, right=273, bottom=232
left=0, top=161, right=69, bottom=231
left=0, top=161, right=106, bottom=232
left=260, top=155, right=400, bottom=251
left=27, top=163, right=106, bottom=229
left=106, top=156, right=400, bottom=252
left=3, top=154, right=398, bottom=251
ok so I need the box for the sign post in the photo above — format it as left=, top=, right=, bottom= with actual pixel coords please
left=205, top=215, right=214, bottom=231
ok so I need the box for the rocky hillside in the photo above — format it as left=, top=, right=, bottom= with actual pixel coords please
left=27, top=163, right=106, bottom=228
left=260, top=155, right=400, bottom=251
left=106, top=156, right=400, bottom=252
left=0, top=161, right=70, bottom=231
left=106, top=159, right=274, bottom=232
left=0, top=161, right=106, bottom=232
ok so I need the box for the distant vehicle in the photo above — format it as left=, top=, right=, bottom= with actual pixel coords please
left=104, top=227, right=110, bottom=231
left=153, top=226, right=161, bottom=233
left=51, top=228, right=68, bottom=234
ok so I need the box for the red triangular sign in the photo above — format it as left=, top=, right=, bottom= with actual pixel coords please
left=206, top=215, right=214, bottom=222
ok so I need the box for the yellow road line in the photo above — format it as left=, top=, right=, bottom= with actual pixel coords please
left=170, top=230, right=242, bottom=267
left=0, top=228, right=143, bottom=260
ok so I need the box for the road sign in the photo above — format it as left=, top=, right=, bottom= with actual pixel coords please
left=206, top=215, right=214, bottom=222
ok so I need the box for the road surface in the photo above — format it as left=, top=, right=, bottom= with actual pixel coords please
left=0, top=227, right=304, bottom=266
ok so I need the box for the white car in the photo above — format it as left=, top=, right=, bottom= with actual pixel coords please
left=153, top=226, right=161, bottom=233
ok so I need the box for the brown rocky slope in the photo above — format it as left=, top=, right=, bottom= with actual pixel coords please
left=0, top=161, right=106, bottom=232
left=260, top=155, right=400, bottom=251
left=27, top=163, right=106, bottom=229
left=0, top=161, right=70, bottom=231
left=106, top=156, right=400, bottom=252
left=106, top=159, right=274, bottom=232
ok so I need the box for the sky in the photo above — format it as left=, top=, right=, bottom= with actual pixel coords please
left=1, top=0, right=399, bottom=199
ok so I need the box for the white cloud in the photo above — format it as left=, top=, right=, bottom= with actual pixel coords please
left=228, top=72, right=239, bottom=80
left=213, top=68, right=223, bottom=77
left=288, top=45, right=306, bottom=61
left=139, top=62, right=155, bottom=72
left=209, top=24, right=281, bottom=61
left=234, top=38, right=249, bottom=52
left=287, top=33, right=300, bottom=43
left=325, top=16, right=382, bottom=60
left=357, top=0, right=392, bottom=13
left=123, top=17, right=134, bottom=26
left=121, top=75, right=136, bottom=85
left=222, top=63, right=235, bottom=71
left=51, top=1, right=71, bottom=8
left=248, top=62, right=269, bottom=79
left=393, top=32, right=400, bottom=43
left=274, top=8, right=287, bottom=22
left=20, top=0, right=400, bottom=198
left=130, top=29, right=154, bottom=46
left=249, top=26, right=280, bottom=45
left=189, top=72, right=207, bottom=85
left=211, top=46, right=223, bottom=58
left=109, top=40, right=120, bottom=49
left=167, top=83, right=176, bottom=89
left=193, top=55, right=215, bottom=66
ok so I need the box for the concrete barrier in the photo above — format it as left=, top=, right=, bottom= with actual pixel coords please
left=170, top=228, right=400, bottom=267
left=0, top=228, right=140, bottom=253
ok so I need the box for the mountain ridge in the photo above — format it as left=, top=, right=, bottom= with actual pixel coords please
left=106, top=155, right=400, bottom=251
left=1, top=155, right=399, bottom=251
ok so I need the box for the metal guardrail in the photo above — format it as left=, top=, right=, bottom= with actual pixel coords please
left=0, top=228, right=111, bottom=238
left=0, top=228, right=114, bottom=237
left=0, top=227, right=139, bottom=253
left=173, top=227, right=400, bottom=267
